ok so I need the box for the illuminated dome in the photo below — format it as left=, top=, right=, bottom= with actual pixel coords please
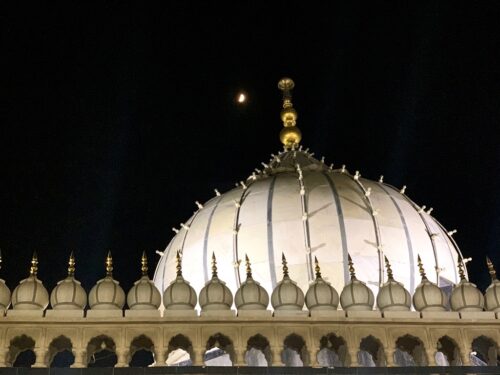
left=12, top=254, right=49, bottom=310
left=0, top=253, right=11, bottom=311
left=198, top=253, right=233, bottom=311
left=413, top=256, right=448, bottom=312
left=340, top=256, right=375, bottom=311
left=88, top=252, right=125, bottom=310
left=163, top=251, right=197, bottom=310
left=450, top=261, right=484, bottom=312
left=234, top=255, right=269, bottom=310
left=485, top=258, right=500, bottom=312
left=305, top=257, right=339, bottom=310
left=127, top=253, right=161, bottom=310
left=271, top=254, right=305, bottom=311
left=50, top=253, right=87, bottom=310
left=154, top=78, right=463, bottom=306
left=376, top=257, right=411, bottom=312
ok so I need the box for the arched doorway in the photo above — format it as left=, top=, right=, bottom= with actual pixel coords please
left=245, top=334, right=271, bottom=366
left=317, top=333, right=347, bottom=367
left=204, top=333, right=234, bottom=366
left=394, top=334, right=427, bottom=366
left=9, top=335, right=36, bottom=368
left=48, top=336, right=75, bottom=367
left=87, top=335, right=117, bottom=367
left=129, top=335, right=155, bottom=367
left=166, top=334, right=194, bottom=366
left=359, top=335, right=385, bottom=367
left=283, top=333, right=308, bottom=367
left=471, top=336, right=498, bottom=366
left=435, top=336, right=462, bottom=366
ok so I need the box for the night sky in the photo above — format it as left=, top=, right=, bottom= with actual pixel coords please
left=2, top=3, right=500, bottom=295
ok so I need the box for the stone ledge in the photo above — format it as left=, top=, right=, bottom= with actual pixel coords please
left=7, top=310, right=45, bottom=318
left=45, top=310, right=84, bottom=318
left=459, top=311, right=496, bottom=320
left=309, top=310, right=346, bottom=319
left=273, top=310, right=309, bottom=318
left=346, top=310, right=382, bottom=319
left=237, top=310, right=272, bottom=318
left=200, top=310, right=236, bottom=318
left=163, top=310, right=198, bottom=318
left=125, top=310, right=161, bottom=318
left=421, top=311, right=460, bottom=320
left=383, top=311, right=420, bottom=319
left=86, top=310, right=123, bottom=318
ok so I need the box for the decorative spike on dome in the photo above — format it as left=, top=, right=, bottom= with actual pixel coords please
left=278, top=77, right=301, bottom=148
left=384, top=256, right=394, bottom=280
left=347, top=253, right=356, bottom=280
left=281, top=253, right=289, bottom=277
left=417, top=255, right=427, bottom=280
left=211, top=252, right=218, bottom=278
left=458, top=256, right=466, bottom=281
left=68, top=251, right=75, bottom=277
left=0, top=249, right=2, bottom=271
left=141, top=251, right=148, bottom=276
left=245, top=254, right=252, bottom=279
left=30, top=252, right=38, bottom=277
left=487, top=257, right=497, bottom=281
left=105, top=251, right=113, bottom=277
left=176, top=250, right=182, bottom=277
left=314, top=256, right=322, bottom=279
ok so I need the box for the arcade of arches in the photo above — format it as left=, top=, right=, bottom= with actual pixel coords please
left=1, top=314, right=500, bottom=368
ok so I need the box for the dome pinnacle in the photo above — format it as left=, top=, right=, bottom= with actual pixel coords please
left=30, top=252, right=38, bottom=277
left=384, top=256, right=394, bottom=280
left=105, top=251, right=113, bottom=277
left=211, top=252, right=218, bottom=278
left=457, top=256, right=466, bottom=281
left=314, top=256, right=322, bottom=279
left=281, top=253, right=289, bottom=278
left=417, top=255, right=427, bottom=280
left=141, top=251, right=148, bottom=276
left=68, top=251, right=75, bottom=277
left=347, top=253, right=356, bottom=280
left=278, top=77, right=301, bottom=149
left=245, top=254, right=252, bottom=279
left=486, top=257, right=497, bottom=281
left=176, top=250, right=182, bottom=277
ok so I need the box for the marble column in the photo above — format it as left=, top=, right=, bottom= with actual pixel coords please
left=33, top=347, right=47, bottom=368
left=115, top=348, right=128, bottom=367
left=154, top=348, right=165, bottom=366
left=72, top=348, right=86, bottom=368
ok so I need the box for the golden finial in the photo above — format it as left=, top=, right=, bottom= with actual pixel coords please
left=245, top=254, right=252, bottom=279
left=176, top=250, right=182, bottom=277
left=384, top=256, right=394, bottom=280
left=105, top=251, right=113, bottom=277
left=211, top=252, right=218, bottom=278
left=417, top=255, right=427, bottom=280
left=486, top=257, right=497, bottom=281
left=0, top=249, right=2, bottom=271
left=282, top=253, right=289, bottom=277
left=457, top=256, right=466, bottom=281
left=30, top=252, right=38, bottom=277
left=314, top=256, right=322, bottom=279
left=347, top=253, right=356, bottom=280
left=278, top=77, right=301, bottom=149
left=68, top=251, right=75, bottom=277
left=141, top=251, right=148, bottom=276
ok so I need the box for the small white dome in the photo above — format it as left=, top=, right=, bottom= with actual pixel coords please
left=340, top=256, right=374, bottom=311
left=163, top=252, right=197, bottom=310
left=199, top=254, right=233, bottom=311
left=271, top=255, right=305, bottom=311
left=235, top=257, right=269, bottom=310
left=50, top=277, right=87, bottom=310
left=88, top=252, right=125, bottom=310
left=0, top=279, right=11, bottom=311
left=484, top=258, right=500, bottom=312
left=376, top=257, right=411, bottom=312
left=127, top=276, right=161, bottom=310
left=50, top=253, right=87, bottom=310
left=305, top=258, right=339, bottom=310
left=12, top=254, right=49, bottom=310
left=450, top=264, right=484, bottom=312
left=412, top=257, right=447, bottom=311
left=126, top=253, right=161, bottom=310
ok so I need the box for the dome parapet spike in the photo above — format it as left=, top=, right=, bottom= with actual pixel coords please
left=30, top=252, right=38, bottom=277
left=457, top=256, right=466, bottom=281
left=211, top=252, right=218, bottom=278
left=0, top=249, right=2, bottom=271
left=347, top=253, right=356, bottom=280
left=141, top=251, right=148, bottom=276
left=314, top=256, right=322, bottom=279
left=105, top=251, right=113, bottom=277
left=417, top=255, right=427, bottom=280
left=176, top=250, right=182, bottom=277
left=487, top=257, right=497, bottom=281
left=281, top=253, right=289, bottom=278
left=278, top=77, right=301, bottom=149
left=68, top=252, right=76, bottom=277
left=384, top=256, right=394, bottom=280
left=245, top=254, right=252, bottom=279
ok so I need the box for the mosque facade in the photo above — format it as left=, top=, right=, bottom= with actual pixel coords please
left=0, top=79, right=499, bottom=370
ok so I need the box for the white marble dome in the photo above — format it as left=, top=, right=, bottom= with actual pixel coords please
left=198, top=254, right=233, bottom=311
left=412, top=260, right=448, bottom=312
left=127, top=276, right=161, bottom=310
left=305, top=259, right=339, bottom=310
left=376, top=258, right=411, bottom=312
left=88, top=253, right=125, bottom=310
left=485, top=279, right=500, bottom=312
left=271, top=256, right=305, bottom=311
left=50, top=277, right=87, bottom=310
left=0, top=279, right=11, bottom=311
left=154, top=148, right=463, bottom=303
left=450, top=277, right=484, bottom=312
left=340, top=260, right=375, bottom=311
left=12, top=255, right=49, bottom=310
left=163, top=275, right=197, bottom=310
left=235, top=257, right=269, bottom=310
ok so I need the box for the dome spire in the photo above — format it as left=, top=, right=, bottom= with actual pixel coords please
left=0, top=249, right=2, bottom=271
left=314, top=256, right=322, bottom=279
left=245, top=254, right=252, bottom=279
left=211, top=252, right=218, bottom=278
left=384, top=256, right=394, bottom=280
left=417, top=255, right=427, bottom=280
left=487, top=257, right=497, bottom=281
left=30, top=252, right=38, bottom=277
left=141, top=251, right=148, bottom=276
left=105, top=251, right=113, bottom=277
left=457, top=256, right=466, bottom=281
left=347, top=253, right=356, bottom=280
left=278, top=77, right=301, bottom=149
left=281, top=253, right=289, bottom=277
left=176, top=250, right=182, bottom=277
left=68, top=251, right=75, bottom=277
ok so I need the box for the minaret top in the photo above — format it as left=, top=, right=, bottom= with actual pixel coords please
left=281, top=253, right=289, bottom=278
left=30, top=252, right=38, bottom=277
left=105, top=251, right=113, bottom=277
left=347, top=253, right=356, bottom=280
left=314, top=256, right=322, bottom=279
left=176, top=250, right=182, bottom=277
left=278, top=77, right=301, bottom=149
left=417, top=255, right=427, bottom=280
left=384, top=256, right=394, bottom=280
left=67, top=251, right=75, bottom=277
left=245, top=254, right=253, bottom=279
left=211, top=252, right=218, bottom=278
left=141, top=251, right=148, bottom=277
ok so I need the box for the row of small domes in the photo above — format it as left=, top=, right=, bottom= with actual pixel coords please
left=0, top=251, right=499, bottom=313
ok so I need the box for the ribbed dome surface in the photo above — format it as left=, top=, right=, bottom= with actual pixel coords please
left=0, top=280, right=11, bottom=311
left=413, top=279, right=447, bottom=312
left=340, top=279, right=374, bottom=311
left=154, top=149, right=462, bottom=302
left=305, top=277, right=339, bottom=311
left=485, top=279, right=500, bottom=312
left=127, top=276, right=161, bottom=310
left=450, top=279, right=484, bottom=312
left=12, top=276, right=49, bottom=310
left=235, top=278, right=269, bottom=310
left=199, top=276, right=233, bottom=311
left=89, top=277, right=125, bottom=310
left=50, top=277, right=87, bottom=310
left=163, top=276, right=197, bottom=310
left=377, top=279, right=411, bottom=312
left=271, top=275, right=305, bottom=311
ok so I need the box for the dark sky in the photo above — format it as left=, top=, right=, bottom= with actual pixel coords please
left=2, top=2, right=500, bottom=294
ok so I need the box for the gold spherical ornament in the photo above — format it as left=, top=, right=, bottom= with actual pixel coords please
left=280, top=126, right=301, bottom=146
left=280, top=107, right=297, bottom=126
